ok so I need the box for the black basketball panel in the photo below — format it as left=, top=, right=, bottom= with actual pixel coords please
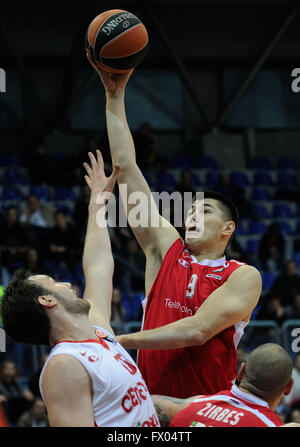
left=85, top=30, right=97, bottom=65
left=93, top=11, right=141, bottom=64
left=101, top=43, right=148, bottom=70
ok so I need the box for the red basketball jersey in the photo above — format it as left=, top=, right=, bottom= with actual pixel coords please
left=138, top=238, right=248, bottom=398
left=169, top=385, right=283, bottom=427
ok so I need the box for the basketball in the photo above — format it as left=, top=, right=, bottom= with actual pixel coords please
left=86, top=9, right=149, bottom=73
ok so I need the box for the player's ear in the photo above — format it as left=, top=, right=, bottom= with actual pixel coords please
left=237, top=362, right=246, bottom=382
left=38, top=295, right=57, bottom=310
left=283, top=377, right=294, bottom=396
left=223, top=220, right=235, bottom=236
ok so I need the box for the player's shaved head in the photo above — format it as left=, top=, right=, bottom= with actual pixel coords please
left=240, top=343, right=293, bottom=401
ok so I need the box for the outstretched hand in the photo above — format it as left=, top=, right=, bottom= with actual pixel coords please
left=86, top=50, right=134, bottom=94
left=83, top=150, right=120, bottom=204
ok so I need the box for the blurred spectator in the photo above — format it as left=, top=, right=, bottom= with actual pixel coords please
left=213, top=171, right=256, bottom=219
left=142, top=143, right=164, bottom=173
left=270, top=260, right=300, bottom=306
left=174, top=169, right=196, bottom=229
left=111, top=288, right=125, bottom=325
left=28, top=143, right=56, bottom=185
left=256, top=295, right=287, bottom=325
left=288, top=407, right=300, bottom=424
left=0, top=360, right=34, bottom=424
left=17, top=397, right=49, bottom=427
left=20, top=195, right=54, bottom=228
left=283, top=354, right=300, bottom=408
left=48, top=210, right=79, bottom=268
left=226, top=237, right=248, bottom=263
left=28, top=354, right=49, bottom=398
left=258, top=223, right=285, bottom=272
left=134, top=122, right=156, bottom=168
left=175, top=169, right=196, bottom=197
left=73, top=184, right=90, bottom=239
left=24, top=248, right=43, bottom=275
left=0, top=206, right=28, bottom=276
left=285, top=293, right=300, bottom=320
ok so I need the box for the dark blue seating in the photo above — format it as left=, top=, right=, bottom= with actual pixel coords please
left=253, top=204, right=270, bottom=218
left=0, top=153, right=22, bottom=167
left=248, top=221, right=267, bottom=235
left=173, top=155, right=193, bottom=169
left=277, top=221, right=294, bottom=235
left=273, top=203, right=294, bottom=218
left=54, top=187, right=76, bottom=201
left=253, top=171, right=273, bottom=186
left=277, top=157, right=299, bottom=170
left=156, top=170, right=176, bottom=191
left=3, top=169, right=27, bottom=185
left=246, top=239, right=260, bottom=254
left=230, top=171, right=250, bottom=187
left=261, top=271, right=277, bottom=290
left=205, top=171, right=220, bottom=187
left=29, top=185, right=51, bottom=201
left=197, top=155, right=219, bottom=169
left=2, top=187, right=21, bottom=200
left=250, top=157, right=272, bottom=170
left=251, top=188, right=272, bottom=201
left=277, top=172, right=297, bottom=187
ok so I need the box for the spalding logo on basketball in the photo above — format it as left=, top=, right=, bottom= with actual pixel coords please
left=86, top=9, right=149, bottom=73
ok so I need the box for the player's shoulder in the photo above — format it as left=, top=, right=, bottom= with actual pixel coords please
left=227, top=261, right=261, bottom=277
left=44, top=353, right=84, bottom=376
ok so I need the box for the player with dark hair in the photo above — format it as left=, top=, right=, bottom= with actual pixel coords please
left=152, top=343, right=300, bottom=427
left=1, top=151, right=159, bottom=427
left=87, top=55, right=262, bottom=399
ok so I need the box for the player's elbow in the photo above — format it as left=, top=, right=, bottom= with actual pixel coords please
left=187, top=318, right=214, bottom=346
left=186, top=323, right=208, bottom=347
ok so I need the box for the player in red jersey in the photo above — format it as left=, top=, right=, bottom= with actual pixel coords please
left=87, top=55, right=262, bottom=398
left=152, top=343, right=300, bottom=427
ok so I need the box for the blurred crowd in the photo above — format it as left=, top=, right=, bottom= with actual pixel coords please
left=0, top=124, right=300, bottom=425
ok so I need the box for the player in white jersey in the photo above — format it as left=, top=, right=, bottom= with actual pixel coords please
left=1, top=150, right=159, bottom=427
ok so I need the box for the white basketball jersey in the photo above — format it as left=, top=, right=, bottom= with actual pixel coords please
left=39, top=326, right=160, bottom=427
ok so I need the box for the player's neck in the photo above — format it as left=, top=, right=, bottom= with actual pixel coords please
left=238, top=384, right=275, bottom=409
left=189, top=247, right=225, bottom=262
left=49, top=314, right=98, bottom=346
left=186, top=238, right=226, bottom=262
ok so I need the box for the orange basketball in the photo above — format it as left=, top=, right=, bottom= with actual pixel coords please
left=86, top=9, right=148, bottom=73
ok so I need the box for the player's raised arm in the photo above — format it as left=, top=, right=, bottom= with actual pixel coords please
left=82, top=150, right=120, bottom=333
left=87, top=53, right=180, bottom=279
left=117, top=265, right=262, bottom=349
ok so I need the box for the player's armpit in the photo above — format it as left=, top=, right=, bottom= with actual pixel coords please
left=41, top=355, right=94, bottom=427
left=151, top=395, right=202, bottom=427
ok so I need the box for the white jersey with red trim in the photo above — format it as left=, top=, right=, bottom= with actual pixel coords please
left=39, top=326, right=160, bottom=427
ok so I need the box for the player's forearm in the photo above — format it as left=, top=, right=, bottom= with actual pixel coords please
left=151, top=395, right=186, bottom=427
left=82, top=199, right=113, bottom=273
left=106, top=89, right=136, bottom=166
left=118, top=316, right=204, bottom=350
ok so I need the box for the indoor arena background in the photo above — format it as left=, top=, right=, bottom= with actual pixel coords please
left=0, top=0, right=300, bottom=426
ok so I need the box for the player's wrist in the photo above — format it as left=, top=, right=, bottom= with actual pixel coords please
left=106, top=88, right=125, bottom=101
